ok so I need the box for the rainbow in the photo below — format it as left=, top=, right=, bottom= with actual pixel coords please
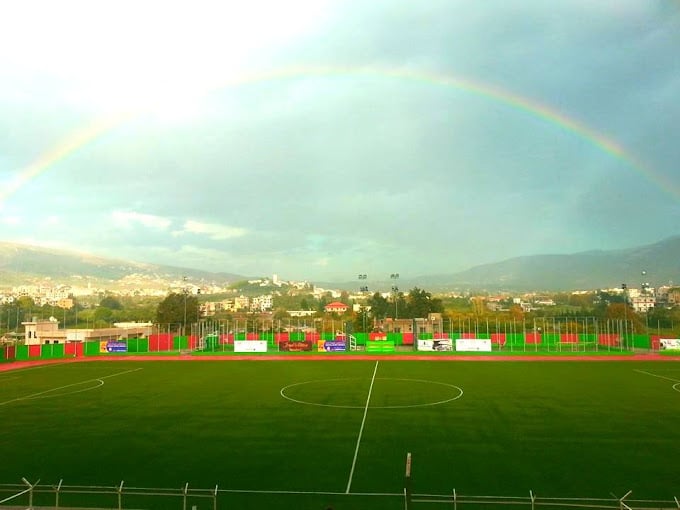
left=0, top=112, right=133, bottom=205
left=3, top=65, right=675, bottom=203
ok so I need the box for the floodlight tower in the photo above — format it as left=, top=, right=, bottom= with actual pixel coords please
left=622, top=283, right=628, bottom=348
left=358, top=274, right=368, bottom=332
left=390, top=273, right=400, bottom=319
left=182, top=276, right=188, bottom=336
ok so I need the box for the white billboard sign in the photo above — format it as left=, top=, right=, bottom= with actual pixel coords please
left=234, top=340, right=268, bottom=353
left=455, top=338, right=492, bottom=352
left=659, top=339, right=680, bottom=351
left=417, top=339, right=453, bottom=351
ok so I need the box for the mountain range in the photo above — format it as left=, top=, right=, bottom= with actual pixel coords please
left=0, top=236, right=679, bottom=292
left=412, top=235, right=680, bottom=292
left=0, top=242, right=242, bottom=288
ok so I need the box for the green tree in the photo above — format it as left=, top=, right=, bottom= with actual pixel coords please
left=405, top=287, right=443, bottom=318
left=156, top=292, right=199, bottom=331
left=273, top=307, right=289, bottom=322
left=94, top=306, right=114, bottom=325
left=353, top=305, right=371, bottom=333
left=605, top=303, right=644, bottom=333
left=367, top=292, right=389, bottom=320
left=100, top=296, right=123, bottom=310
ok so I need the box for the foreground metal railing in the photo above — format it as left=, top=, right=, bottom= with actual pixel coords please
left=0, top=479, right=218, bottom=510
left=1, top=478, right=678, bottom=510
left=407, top=490, right=680, bottom=510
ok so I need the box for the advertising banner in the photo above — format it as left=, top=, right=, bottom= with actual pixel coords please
left=366, top=340, right=395, bottom=353
left=317, top=340, right=347, bottom=352
left=279, top=340, right=314, bottom=352
left=100, top=341, right=128, bottom=353
left=234, top=340, right=268, bottom=353
left=455, top=338, right=492, bottom=352
left=417, top=339, right=453, bottom=351
left=660, top=338, right=680, bottom=350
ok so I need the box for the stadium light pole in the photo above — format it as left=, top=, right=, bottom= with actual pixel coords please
left=182, top=276, right=188, bottom=337
left=621, top=283, right=628, bottom=349
left=358, top=274, right=368, bottom=333
left=390, top=273, right=399, bottom=320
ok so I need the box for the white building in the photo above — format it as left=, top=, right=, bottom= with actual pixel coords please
left=251, top=295, right=273, bottom=311
left=21, top=318, right=152, bottom=345
left=630, top=295, right=656, bottom=313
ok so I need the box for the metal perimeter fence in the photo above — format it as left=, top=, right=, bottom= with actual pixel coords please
left=2, top=478, right=679, bottom=510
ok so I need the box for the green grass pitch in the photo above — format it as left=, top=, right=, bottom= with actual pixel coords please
left=0, top=359, right=679, bottom=509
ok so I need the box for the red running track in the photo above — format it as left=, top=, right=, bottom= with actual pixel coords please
left=1, top=353, right=679, bottom=372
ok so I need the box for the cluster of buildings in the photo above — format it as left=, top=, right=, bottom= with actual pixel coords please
left=483, top=285, right=680, bottom=314
left=200, top=295, right=274, bottom=315
left=1, top=284, right=75, bottom=308
left=21, top=318, right=152, bottom=345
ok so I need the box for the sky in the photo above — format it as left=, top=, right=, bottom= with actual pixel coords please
left=1, top=0, right=679, bottom=282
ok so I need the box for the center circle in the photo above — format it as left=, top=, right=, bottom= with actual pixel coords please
left=280, top=377, right=463, bottom=409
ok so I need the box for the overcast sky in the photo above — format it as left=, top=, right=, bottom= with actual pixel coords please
left=1, top=0, right=679, bottom=282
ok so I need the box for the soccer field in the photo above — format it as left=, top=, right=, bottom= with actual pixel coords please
left=0, top=359, right=679, bottom=509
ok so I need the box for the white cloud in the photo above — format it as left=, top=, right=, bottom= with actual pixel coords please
left=1, top=215, right=21, bottom=226
left=314, top=257, right=330, bottom=267
left=175, top=220, right=247, bottom=240
left=111, top=211, right=172, bottom=230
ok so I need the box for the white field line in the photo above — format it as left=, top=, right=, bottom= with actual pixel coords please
left=633, top=369, right=680, bottom=383
left=0, top=362, right=66, bottom=376
left=216, top=488, right=402, bottom=497
left=346, top=360, right=379, bottom=494
left=0, top=367, right=143, bottom=407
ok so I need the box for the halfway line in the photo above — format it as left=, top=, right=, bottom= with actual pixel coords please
left=0, top=367, right=143, bottom=407
left=346, top=360, right=379, bottom=494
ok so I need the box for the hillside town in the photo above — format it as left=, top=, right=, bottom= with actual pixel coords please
left=1, top=270, right=679, bottom=347
left=1, top=272, right=679, bottom=315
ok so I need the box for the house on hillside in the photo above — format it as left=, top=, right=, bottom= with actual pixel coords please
left=324, top=302, right=349, bottom=314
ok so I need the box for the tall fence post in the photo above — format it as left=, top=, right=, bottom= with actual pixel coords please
left=117, top=480, right=124, bottom=510
left=618, top=490, right=633, bottom=510
left=183, top=482, right=189, bottom=510
left=53, top=479, right=63, bottom=509
left=21, top=477, right=39, bottom=510
left=213, top=484, right=219, bottom=510
left=673, top=496, right=679, bottom=509
left=404, top=452, right=412, bottom=509
left=452, top=488, right=457, bottom=510
left=529, top=490, right=535, bottom=510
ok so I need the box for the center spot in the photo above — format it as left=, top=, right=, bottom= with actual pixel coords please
left=280, top=377, right=463, bottom=409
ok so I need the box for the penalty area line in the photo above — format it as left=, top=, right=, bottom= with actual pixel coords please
left=633, top=369, right=680, bottom=384
left=0, top=367, right=143, bottom=407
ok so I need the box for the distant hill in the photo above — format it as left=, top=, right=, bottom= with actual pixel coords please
left=1, top=236, right=679, bottom=293
left=320, top=236, right=680, bottom=293
left=0, top=243, right=245, bottom=288
left=417, top=236, right=680, bottom=292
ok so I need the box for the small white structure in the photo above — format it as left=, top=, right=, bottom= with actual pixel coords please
left=22, top=317, right=152, bottom=345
